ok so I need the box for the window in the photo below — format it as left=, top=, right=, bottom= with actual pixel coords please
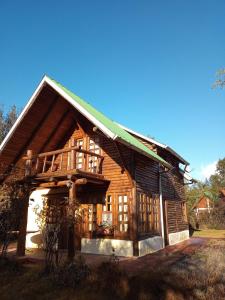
left=88, top=137, right=101, bottom=173
left=118, top=195, right=129, bottom=232
left=88, top=204, right=97, bottom=231
left=138, top=193, right=159, bottom=233
left=76, top=139, right=83, bottom=169
left=102, top=195, right=113, bottom=225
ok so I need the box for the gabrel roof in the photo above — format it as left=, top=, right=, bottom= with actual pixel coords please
left=0, top=75, right=174, bottom=169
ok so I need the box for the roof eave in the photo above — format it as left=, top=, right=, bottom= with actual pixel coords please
left=0, top=76, right=48, bottom=153
left=115, top=136, right=172, bottom=169
left=117, top=123, right=189, bottom=166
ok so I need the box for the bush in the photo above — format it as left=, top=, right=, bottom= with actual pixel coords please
left=197, top=206, right=225, bottom=230
left=0, top=257, right=23, bottom=274
left=96, top=260, right=129, bottom=298
left=53, top=255, right=91, bottom=288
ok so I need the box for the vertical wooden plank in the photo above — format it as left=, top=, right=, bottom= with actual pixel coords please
left=25, top=150, right=33, bottom=177
left=59, top=153, right=63, bottom=170
left=51, top=154, right=55, bottom=171
left=42, top=156, right=47, bottom=173
left=71, top=138, right=75, bottom=169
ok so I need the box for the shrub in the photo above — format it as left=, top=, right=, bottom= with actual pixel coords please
left=53, top=255, right=91, bottom=288
left=96, top=260, right=129, bottom=298
left=0, top=256, right=23, bottom=274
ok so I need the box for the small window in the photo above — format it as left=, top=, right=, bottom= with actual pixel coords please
left=88, top=137, right=101, bottom=173
left=88, top=204, right=97, bottom=231
left=76, top=139, right=83, bottom=169
left=102, top=195, right=112, bottom=225
left=118, top=195, right=129, bottom=232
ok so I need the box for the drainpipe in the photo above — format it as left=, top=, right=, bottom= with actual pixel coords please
left=159, top=165, right=165, bottom=248
left=159, top=164, right=173, bottom=248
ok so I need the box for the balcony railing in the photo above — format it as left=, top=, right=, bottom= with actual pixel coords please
left=24, top=146, right=104, bottom=177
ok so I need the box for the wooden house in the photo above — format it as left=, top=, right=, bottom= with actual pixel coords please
left=0, top=76, right=190, bottom=257
left=192, top=195, right=214, bottom=216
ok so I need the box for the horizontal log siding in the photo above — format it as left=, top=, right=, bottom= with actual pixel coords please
left=135, top=153, right=159, bottom=194
left=166, top=200, right=188, bottom=233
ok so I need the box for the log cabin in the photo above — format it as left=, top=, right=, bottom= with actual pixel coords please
left=0, top=75, right=190, bottom=257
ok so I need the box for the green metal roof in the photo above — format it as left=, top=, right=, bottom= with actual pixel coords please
left=46, top=76, right=171, bottom=168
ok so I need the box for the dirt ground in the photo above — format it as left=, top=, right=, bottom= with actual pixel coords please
left=8, top=237, right=207, bottom=273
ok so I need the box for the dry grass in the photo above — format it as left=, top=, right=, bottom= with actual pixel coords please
left=0, top=239, right=225, bottom=300
left=193, top=229, right=225, bottom=239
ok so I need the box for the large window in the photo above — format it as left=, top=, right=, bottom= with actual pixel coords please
left=138, top=193, right=159, bottom=233
left=118, top=195, right=129, bottom=232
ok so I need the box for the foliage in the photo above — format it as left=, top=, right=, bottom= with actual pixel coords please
left=186, top=157, right=225, bottom=229
left=0, top=164, right=30, bottom=256
left=95, top=254, right=128, bottom=298
left=0, top=105, right=19, bottom=144
left=209, top=158, right=225, bottom=193
left=53, top=255, right=91, bottom=288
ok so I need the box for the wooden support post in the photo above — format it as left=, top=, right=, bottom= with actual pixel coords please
left=17, top=192, right=30, bottom=256
left=67, top=182, right=76, bottom=260
left=131, top=185, right=139, bottom=256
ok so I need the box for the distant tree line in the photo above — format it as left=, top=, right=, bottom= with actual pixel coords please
left=0, top=105, right=19, bottom=144
left=186, top=158, right=225, bottom=229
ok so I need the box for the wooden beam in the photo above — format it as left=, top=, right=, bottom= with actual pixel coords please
left=37, top=177, right=105, bottom=188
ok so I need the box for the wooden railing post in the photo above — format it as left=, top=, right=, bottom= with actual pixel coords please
left=25, top=150, right=33, bottom=177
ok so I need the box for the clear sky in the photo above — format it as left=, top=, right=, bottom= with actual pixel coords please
left=0, top=0, right=224, bottom=180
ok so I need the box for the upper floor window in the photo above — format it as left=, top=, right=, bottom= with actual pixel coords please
left=88, top=136, right=101, bottom=173
left=76, top=139, right=83, bottom=169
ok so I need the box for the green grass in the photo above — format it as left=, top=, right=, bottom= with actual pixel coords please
left=193, top=229, right=225, bottom=238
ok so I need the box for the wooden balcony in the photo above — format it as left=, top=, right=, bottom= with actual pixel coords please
left=23, top=146, right=104, bottom=182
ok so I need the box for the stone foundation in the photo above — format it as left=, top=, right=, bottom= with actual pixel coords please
left=168, top=230, right=189, bottom=245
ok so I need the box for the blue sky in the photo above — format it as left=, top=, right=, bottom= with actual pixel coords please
left=0, top=1, right=224, bottom=180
